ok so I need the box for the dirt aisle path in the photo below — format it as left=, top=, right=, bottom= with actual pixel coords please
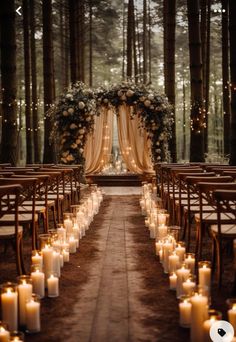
left=26, top=195, right=189, bottom=342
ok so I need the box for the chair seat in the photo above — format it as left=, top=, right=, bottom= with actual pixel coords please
left=24, top=200, right=55, bottom=207
left=0, top=225, right=23, bottom=237
left=0, top=213, right=38, bottom=224
left=195, top=212, right=234, bottom=223
left=210, top=224, right=236, bottom=236
left=19, top=205, right=46, bottom=214
left=183, top=205, right=215, bottom=213
left=48, top=193, right=64, bottom=200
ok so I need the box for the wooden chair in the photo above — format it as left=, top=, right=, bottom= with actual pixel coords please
left=212, top=189, right=236, bottom=287
left=0, top=184, right=25, bottom=274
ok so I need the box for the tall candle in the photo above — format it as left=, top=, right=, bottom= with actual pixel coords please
left=198, top=262, right=211, bottom=294
left=63, top=218, right=73, bottom=233
left=47, top=275, right=59, bottom=297
left=179, top=298, right=192, bottom=328
left=57, top=227, right=66, bottom=241
left=163, top=241, right=174, bottom=273
left=157, top=225, right=168, bottom=240
left=53, top=250, right=61, bottom=277
left=41, top=245, right=53, bottom=281
left=228, top=303, right=236, bottom=335
left=1, top=285, right=18, bottom=331
left=31, top=270, right=45, bottom=299
left=169, top=252, right=180, bottom=273
left=176, top=266, right=190, bottom=298
left=0, top=326, right=10, bottom=342
left=175, top=243, right=186, bottom=263
left=62, top=248, right=69, bottom=262
left=26, top=297, right=40, bottom=333
left=185, top=254, right=195, bottom=274
left=31, top=251, right=43, bottom=271
left=203, top=310, right=222, bottom=342
left=157, top=213, right=168, bottom=226
left=169, top=272, right=177, bottom=290
left=69, top=236, right=77, bottom=253
left=183, top=278, right=196, bottom=296
left=18, top=278, right=33, bottom=326
left=149, top=223, right=156, bottom=239
left=191, top=293, right=208, bottom=342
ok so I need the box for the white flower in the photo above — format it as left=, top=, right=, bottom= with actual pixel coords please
left=67, top=154, right=75, bottom=161
left=63, top=110, right=69, bottom=116
left=103, top=98, right=109, bottom=104
left=62, top=151, right=69, bottom=157
left=117, top=90, right=123, bottom=97
left=68, top=108, right=74, bottom=114
left=144, top=100, right=151, bottom=107
left=121, top=94, right=127, bottom=101
left=79, top=148, right=84, bottom=153
left=71, top=143, right=77, bottom=149
left=148, top=94, right=154, bottom=101
left=140, top=96, right=146, bottom=102
left=66, top=93, right=73, bottom=99
left=70, top=123, right=77, bottom=129
left=126, top=89, right=134, bottom=97
left=78, top=101, right=85, bottom=109
left=79, top=128, right=85, bottom=135
left=86, top=116, right=91, bottom=122
left=76, top=139, right=81, bottom=145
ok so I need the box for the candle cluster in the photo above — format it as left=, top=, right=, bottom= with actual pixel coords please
left=0, top=185, right=103, bottom=340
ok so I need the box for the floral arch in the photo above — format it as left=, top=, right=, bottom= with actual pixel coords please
left=51, top=81, right=173, bottom=172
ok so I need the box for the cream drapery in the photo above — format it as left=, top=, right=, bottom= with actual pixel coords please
left=84, top=107, right=113, bottom=174
left=117, top=104, right=153, bottom=174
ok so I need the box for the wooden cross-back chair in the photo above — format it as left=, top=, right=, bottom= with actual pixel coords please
left=212, top=189, right=236, bottom=287
left=0, top=184, right=25, bottom=274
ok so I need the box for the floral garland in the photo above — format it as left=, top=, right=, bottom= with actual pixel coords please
left=51, top=81, right=173, bottom=168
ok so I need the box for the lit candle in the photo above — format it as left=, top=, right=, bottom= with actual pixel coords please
left=228, top=303, right=236, bottom=335
left=60, top=253, right=64, bottom=267
left=57, top=226, right=66, bottom=241
left=176, top=265, right=190, bottom=298
left=183, top=277, right=196, bottom=296
left=179, top=297, right=192, bottom=328
left=63, top=218, right=73, bottom=233
left=184, top=253, right=195, bottom=274
left=17, top=277, right=33, bottom=327
left=69, top=236, right=77, bottom=253
left=31, top=251, right=43, bottom=271
left=149, top=223, right=156, bottom=239
left=175, top=243, right=186, bottom=263
left=163, top=240, right=174, bottom=273
left=53, top=250, right=61, bottom=277
left=31, top=269, right=45, bottom=299
left=203, top=310, right=222, bottom=342
left=157, top=225, right=168, bottom=240
left=41, top=244, right=53, bottom=281
left=62, top=248, right=69, bottom=262
left=155, top=240, right=163, bottom=256
left=190, top=293, right=208, bottom=342
left=198, top=261, right=211, bottom=294
left=144, top=217, right=149, bottom=227
left=159, top=249, right=163, bottom=263
left=1, top=284, right=18, bottom=331
left=47, top=274, right=59, bottom=298
left=169, top=252, right=180, bottom=273
left=26, top=296, right=40, bottom=333
left=157, top=213, right=168, bottom=226
left=169, top=272, right=177, bottom=290
left=0, top=325, right=10, bottom=342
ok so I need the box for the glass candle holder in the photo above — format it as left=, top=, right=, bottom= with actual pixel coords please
left=0, top=321, right=10, bottom=341
left=17, top=276, right=33, bottom=328
left=176, top=264, right=191, bottom=298
left=227, top=298, right=236, bottom=335
left=25, top=294, right=41, bottom=333
left=38, top=234, right=51, bottom=249
left=198, top=261, right=211, bottom=293
left=179, top=295, right=192, bottom=328
left=157, top=211, right=169, bottom=227
left=190, top=287, right=209, bottom=342
left=47, top=273, right=59, bottom=298
left=31, top=265, right=45, bottom=299
left=168, top=251, right=180, bottom=274
left=31, top=250, right=43, bottom=271
left=175, top=242, right=186, bottom=264
left=168, top=225, right=181, bottom=243
left=0, top=283, right=18, bottom=332
left=203, top=309, right=222, bottom=341
left=169, top=272, right=177, bottom=290
left=182, top=275, right=196, bottom=296
left=10, top=331, right=25, bottom=342
left=184, top=253, right=195, bottom=275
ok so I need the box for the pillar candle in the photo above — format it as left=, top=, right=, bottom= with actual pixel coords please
left=0, top=326, right=10, bottom=342
left=63, top=218, right=73, bottom=233
left=175, top=244, right=186, bottom=263
left=60, top=253, right=64, bottom=267
left=53, top=251, right=61, bottom=277
left=228, top=304, right=236, bottom=335
left=163, top=241, right=174, bottom=273
left=31, top=251, right=43, bottom=272
left=18, top=281, right=33, bottom=327
left=31, top=270, right=45, bottom=299
left=41, top=245, right=53, bottom=281
left=149, top=223, right=156, bottom=239
left=26, top=298, right=40, bottom=333
left=185, top=254, right=195, bottom=274
left=1, top=288, right=18, bottom=331
left=176, top=266, right=190, bottom=298
left=57, top=227, right=66, bottom=241
left=155, top=241, right=163, bottom=256
left=198, top=263, right=211, bottom=292
left=190, top=293, right=208, bottom=342
left=159, top=249, right=163, bottom=263
left=69, top=236, right=77, bottom=253
left=183, top=278, right=196, bottom=296
left=62, top=249, right=70, bottom=262
left=169, top=272, right=177, bottom=290
left=157, top=225, right=168, bottom=240
left=179, top=299, right=192, bottom=328
left=47, top=275, right=59, bottom=298
left=157, top=213, right=167, bottom=226
left=169, top=252, right=180, bottom=273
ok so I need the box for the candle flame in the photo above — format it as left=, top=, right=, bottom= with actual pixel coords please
left=0, top=326, right=6, bottom=332
left=7, top=288, right=13, bottom=294
left=232, top=304, right=236, bottom=310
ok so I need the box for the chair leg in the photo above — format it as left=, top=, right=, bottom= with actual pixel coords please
left=19, top=236, right=26, bottom=274
left=16, top=236, right=23, bottom=275
left=215, top=238, right=223, bottom=288
left=211, top=237, right=216, bottom=275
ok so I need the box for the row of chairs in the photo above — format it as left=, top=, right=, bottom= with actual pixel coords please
left=0, top=163, right=83, bottom=275
left=155, top=163, right=236, bottom=287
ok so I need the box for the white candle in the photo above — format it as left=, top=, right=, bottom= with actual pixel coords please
left=169, top=252, right=180, bottom=273
left=149, top=223, right=156, bottom=239
left=31, top=270, right=45, bottom=299
left=185, top=254, right=195, bottom=274
left=63, top=218, right=73, bottom=233
left=159, top=249, right=163, bottom=263
left=62, top=249, right=70, bottom=262
left=179, top=299, right=192, bottom=328
left=175, top=243, right=186, bottom=263
left=169, top=272, right=177, bottom=290
left=0, top=327, right=10, bottom=342
left=228, top=304, right=236, bottom=335
left=203, top=318, right=216, bottom=342
left=176, top=266, right=190, bottom=298
left=69, top=236, right=77, bottom=253
left=47, top=275, right=59, bottom=297
left=145, top=217, right=149, bottom=227
left=57, top=227, right=66, bottom=241
left=18, top=280, right=33, bottom=327
left=26, top=299, right=40, bottom=332
left=1, top=288, right=18, bottom=331
left=155, top=240, right=163, bottom=256
left=163, top=241, right=174, bottom=273
left=198, top=263, right=211, bottom=293
left=157, top=213, right=167, bottom=226
left=157, top=225, right=168, bottom=240
left=183, top=278, right=196, bottom=296
left=41, top=245, right=53, bottom=280
left=190, top=293, right=208, bottom=342
left=31, top=252, right=43, bottom=271
left=53, top=250, right=61, bottom=277
left=60, top=253, right=64, bottom=267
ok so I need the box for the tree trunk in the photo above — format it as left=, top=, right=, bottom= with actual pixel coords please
left=89, top=0, right=93, bottom=87
left=122, top=1, right=126, bottom=80
left=64, top=4, right=70, bottom=87
left=0, top=0, right=18, bottom=165
left=222, top=0, right=230, bottom=155
left=143, top=0, right=147, bottom=83
left=187, top=0, right=205, bottom=162
left=29, top=0, right=40, bottom=162
left=78, top=0, right=85, bottom=82
left=23, top=0, right=33, bottom=164
left=164, top=0, right=176, bottom=162
left=132, top=1, right=138, bottom=83
left=69, top=0, right=78, bottom=83
left=127, top=0, right=133, bottom=79
left=229, top=0, right=236, bottom=164
left=148, top=0, right=152, bottom=84
left=204, top=0, right=211, bottom=153
left=43, top=0, right=55, bottom=163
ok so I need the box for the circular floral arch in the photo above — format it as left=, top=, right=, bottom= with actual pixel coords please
left=51, top=81, right=173, bottom=170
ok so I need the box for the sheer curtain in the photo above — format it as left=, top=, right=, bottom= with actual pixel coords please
left=117, top=104, right=153, bottom=174
left=84, top=107, right=113, bottom=174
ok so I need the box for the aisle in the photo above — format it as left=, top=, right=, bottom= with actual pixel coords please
left=28, top=193, right=189, bottom=342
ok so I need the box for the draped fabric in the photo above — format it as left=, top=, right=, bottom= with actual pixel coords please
left=117, top=104, right=153, bottom=174
left=84, top=107, right=113, bottom=174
